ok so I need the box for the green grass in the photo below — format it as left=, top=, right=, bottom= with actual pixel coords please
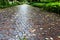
left=0, top=1, right=22, bottom=8
left=30, top=2, right=60, bottom=13
left=0, top=1, right=29, bottom=9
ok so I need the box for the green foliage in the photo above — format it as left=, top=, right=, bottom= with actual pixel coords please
left=19, top=37, right=27, bottom=40
left=27, top=0, right=60, bottom=2
left=0, top=0, right=29, bottom=8
left=31, top=2, right=60, bottom=13
left=0, top=0, right=23, bottom=8
left=44, top=2, right=60, bottom=13
left=0, top=0, right=9, bottom=5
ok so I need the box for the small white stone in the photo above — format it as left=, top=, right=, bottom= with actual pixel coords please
left=50, top=37, right=53, bottom=40
left=48, top=28, right=51, bottom=29
left=28, top=34, right=31, bottom=36
left=58, top=36, right=60, bottom=38
left=10, top=19, right=13, bottom=21
left=45, top=38, right=49, bottom=40
left=42, top=32, right=45, bottom=34
left=32, top=34, right=36, bottom=36
left=23, top=34, right=26, bottom=36
left=16, top=35, right=18, bottom=38
left=16, top=14, right=19, bottom=16
left=40, top=28, right=43, bottom=30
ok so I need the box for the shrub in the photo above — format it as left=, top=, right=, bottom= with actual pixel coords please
left=31, top=2, right=60, bottom=13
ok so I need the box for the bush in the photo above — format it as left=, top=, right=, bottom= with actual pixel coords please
left=0, top=1, right=22, bottom=8
left=45, top=2, right=60, bottom=13
left=31, top=2, right=60, bottom=13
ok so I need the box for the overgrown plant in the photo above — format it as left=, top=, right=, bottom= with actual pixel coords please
left=30, top=2, right=60, bottom=13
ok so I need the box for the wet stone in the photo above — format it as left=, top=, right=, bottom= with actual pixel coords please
left=0, top=4, right=60, bottom=40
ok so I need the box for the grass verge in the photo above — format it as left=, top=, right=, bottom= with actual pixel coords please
left=0, top=1, right=22, bottom=9
left=30, top=2, right=60, bottom=13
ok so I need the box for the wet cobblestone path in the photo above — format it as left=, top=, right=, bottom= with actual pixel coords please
left=0, top=4, right=60, bottom=40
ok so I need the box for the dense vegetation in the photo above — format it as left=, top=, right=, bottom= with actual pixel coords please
left=29, top=0, right=60, bottom=13
left=0, top=0, right=28, bottom=8
left=0, top=0, right=60, bottom=13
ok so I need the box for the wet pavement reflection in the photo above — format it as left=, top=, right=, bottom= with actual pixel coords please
left=0, top=4, right=60, bottom=40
